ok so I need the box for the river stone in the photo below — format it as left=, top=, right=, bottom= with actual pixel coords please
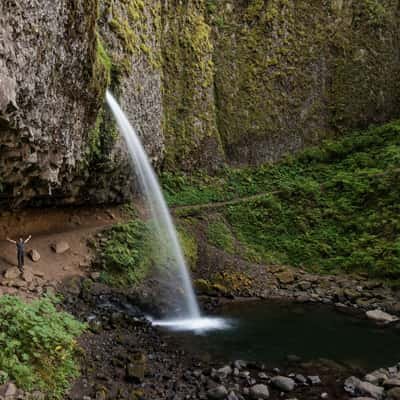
left=51, top=240, right=70, bottom=254
left=387, top=388, right=400, bottom=400
left=344, top=378, right=384, bottom=400
left=358, top=381, right=384, bottom=399
left=271, top=376, right=295, bottom=392
left=308, top=375, right=322, bottom=385
left=28, top=249, right=40, bottom=262
left=217, top=365, right=232, bottom=379
left=365, top=369, right=389, bottom=384
left=366, top=309, right=399, bottom=323
left=249, top=384, right=270, bottom=399
left=207, top=385, right=228, bottom=400
left=4, top=267, right=20, bottom=280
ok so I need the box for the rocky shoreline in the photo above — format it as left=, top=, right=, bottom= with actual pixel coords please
left=194, top=256, right=400, bottom=326
left=58, top=277, right=398, bottom=400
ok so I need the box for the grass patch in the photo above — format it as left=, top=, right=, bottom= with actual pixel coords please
left=165, top=120, right=400, bottom=279
left=0, top=295, right=85, bottom=398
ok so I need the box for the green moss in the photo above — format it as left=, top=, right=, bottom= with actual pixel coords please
left=99, top=221, right=153, bottom=287
left=161, top=0, right=224, bottom=170
left=103, top=0, right=162, bottom=72
left=90, top=33, right=111, bottom=97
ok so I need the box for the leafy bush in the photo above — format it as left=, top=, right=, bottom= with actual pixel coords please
left=0, top=295, right=85, bottom=398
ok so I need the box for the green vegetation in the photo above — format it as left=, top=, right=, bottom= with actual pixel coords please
left=177, top=225, right=198, bottom=270
left=99, top=220, right=153, bottom=287
left=0, top=295, right=85, bottom=398
left=165, top=121, right=400, bottom=279
left=206, top=216, right=235, bottom=254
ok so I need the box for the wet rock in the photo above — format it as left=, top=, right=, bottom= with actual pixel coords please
left=4, top=267, right=20, bottom=280
left=216, top=365, right=232, bottom=379
left=295, top=374, right=307, bottom=384
left=365, top=370, right=388, bottom=385
left=207, top=385, right=228, bottom=399
left=308, top=375, right=322, bottom=385
left=345, top=376, right=384, bottom=399
left=249, top=384, right=270, bottom=399
left=366, top=309, right=399, bottom=324
left=320, top=393, right=328, bottom=399
left=387, top=387, right=400, bottom=400
left=227, top=392, right=239, bottom=400
left=51, top=240, right=70, bottom=254
left=233, top=360, right=247, bottom=370
left=270, top=376, right=295, bottom=392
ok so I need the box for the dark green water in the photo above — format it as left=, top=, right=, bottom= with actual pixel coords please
left=166, top=301, right=400, bottom=369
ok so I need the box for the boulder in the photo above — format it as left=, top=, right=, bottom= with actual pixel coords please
left=345, top=376, right=384, bottom=400
left=4, top=267, right=20, bottom=280
left=249, top=384, right=270, bottom=399
left=28, top=249, right=40, bottom=262
left=276, top=271, right=295, bottom=285
left=51, top=240, right=70, bottom=254
left=357, top=383, right=384, bottom=400
left=384, top=379, right=400, bottom=388
left=271, top=376, right=295, bottom=392
left=22, top=269, right=34, bottom=283
left=366, top=309, right=399, bottom=324
left=0, top=382, right=17, bottom=398
left=207, top=385, right=228, bottom=400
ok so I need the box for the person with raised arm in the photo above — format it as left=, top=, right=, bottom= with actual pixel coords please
left=6, top=235, right=32, bottom=272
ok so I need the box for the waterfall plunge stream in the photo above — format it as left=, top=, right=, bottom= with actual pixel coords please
left=106, top=91, right=227, bottom=332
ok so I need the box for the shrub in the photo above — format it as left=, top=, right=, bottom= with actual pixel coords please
left=0, top=295, right=85, bottom=398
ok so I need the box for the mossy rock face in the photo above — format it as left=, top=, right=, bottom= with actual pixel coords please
left=211, top=0, right=400, bottom=166
left=161, top=0, right=225, bottom=172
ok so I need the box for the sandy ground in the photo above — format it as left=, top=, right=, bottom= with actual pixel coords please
left=0, top=205, right=129, bottom=283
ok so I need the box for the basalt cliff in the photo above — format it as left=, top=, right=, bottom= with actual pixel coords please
left=0, top=0, right=399, bottom=207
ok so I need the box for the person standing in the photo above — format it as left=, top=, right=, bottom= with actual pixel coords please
left=6, top=235, right=32, bottom=272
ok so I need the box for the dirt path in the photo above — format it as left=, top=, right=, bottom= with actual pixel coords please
left=172, top=191, right=277, bottom=213
left=0, top=205, right=130, bottom=294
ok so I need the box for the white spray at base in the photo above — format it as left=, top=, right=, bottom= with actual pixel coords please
left=106, top=91, right=227, bottom=332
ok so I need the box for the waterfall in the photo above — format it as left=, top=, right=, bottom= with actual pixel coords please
left=106, top=91, right=227, bottom=331
left=106, top=91, right=200, bottom=318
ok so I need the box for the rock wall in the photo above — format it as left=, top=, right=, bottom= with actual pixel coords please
left=210, top=0, right=400, bottom=165
left=0, top=0, right=399, bottom=207
left=0, top=0, right=101, bottom=207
